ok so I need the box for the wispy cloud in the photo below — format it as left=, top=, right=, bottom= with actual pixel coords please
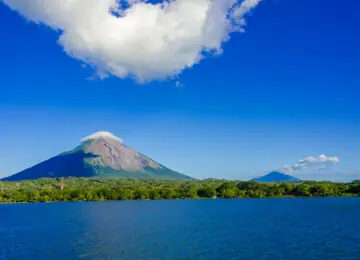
left=279, top=154, right=340, bottom=173
left=175, top=81, right=184, bottom=88
left=2, top=0, right=262, bottom=83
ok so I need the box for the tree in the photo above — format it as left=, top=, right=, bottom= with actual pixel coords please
left=197, top=187, right=216, bottom=198
left=133, top=188, right=150, bottom=200
left=217, top=182, right=238, bottom=198
left=182, top=186, right=198, bottom=199
left=161, top=188, right=179, bottom=199
left=117, top=189, right=133, bottom=200
left=149, top=189, right=161, bottom=200
left=295, top=184, right=311, bottom=196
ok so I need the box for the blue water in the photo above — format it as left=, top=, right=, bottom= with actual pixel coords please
left=1, top=198, right=360, bottom=260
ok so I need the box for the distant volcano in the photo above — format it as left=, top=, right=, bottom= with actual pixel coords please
left=3, top=131, right=192, bottom=181
left=250, top=171, right=300, bottom=182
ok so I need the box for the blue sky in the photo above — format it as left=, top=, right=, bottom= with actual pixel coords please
left=1, top=0, right=359, bottom=181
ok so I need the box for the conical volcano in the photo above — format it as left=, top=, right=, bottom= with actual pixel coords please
left=250, top=171, right=300, bottom=182
left=3, top=131, right=192, bottom=181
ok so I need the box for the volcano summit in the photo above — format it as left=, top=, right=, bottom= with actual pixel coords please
left=3, top=132, right=192, bottom=181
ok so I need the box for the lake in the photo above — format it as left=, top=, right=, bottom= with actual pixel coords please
left=1, top=198, right=360, bottom=259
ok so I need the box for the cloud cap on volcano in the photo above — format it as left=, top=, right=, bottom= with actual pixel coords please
left=81, top=131, right=124, bottom=143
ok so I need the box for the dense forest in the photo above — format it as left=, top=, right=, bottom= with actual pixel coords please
left=1, top=178, right=360, bottom=203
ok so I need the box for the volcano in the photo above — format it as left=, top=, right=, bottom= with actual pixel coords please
left=3, top=131, right=192, bottom=181
left=250, top=171, right=300, bottom=182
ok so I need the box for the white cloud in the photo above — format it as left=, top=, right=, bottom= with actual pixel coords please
left=2, top=0, right=262, bottom=82
left=175, top=81, right=183, bottom=87
left=81, top=131, right=123, bottom=143
left=279, top=154, right=340, bottom=173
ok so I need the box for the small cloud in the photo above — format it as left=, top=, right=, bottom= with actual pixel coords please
left=278, top=154, right=340, bottom=173
left=175, top=81, right=184, bottom=88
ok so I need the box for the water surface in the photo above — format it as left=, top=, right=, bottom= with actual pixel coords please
left=1, top=198, right=360, bottom=259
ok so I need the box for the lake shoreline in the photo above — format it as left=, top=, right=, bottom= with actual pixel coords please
left=1, top=178, right=359, bottom=204
left=1, top=195, right=359, bottom=205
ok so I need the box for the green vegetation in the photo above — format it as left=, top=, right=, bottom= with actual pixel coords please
left=0, top=178, right=359, bottom=203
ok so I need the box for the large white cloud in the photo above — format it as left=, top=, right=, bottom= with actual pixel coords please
left=2, top=0, right=261, bottom=82
left=279, top=154, right=340, bottom=173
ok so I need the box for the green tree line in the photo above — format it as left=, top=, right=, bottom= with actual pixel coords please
left=0, top=178, right=359, bottom=203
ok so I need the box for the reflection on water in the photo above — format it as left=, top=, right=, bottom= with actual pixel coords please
left=1, top=198, right=360, bottom=259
